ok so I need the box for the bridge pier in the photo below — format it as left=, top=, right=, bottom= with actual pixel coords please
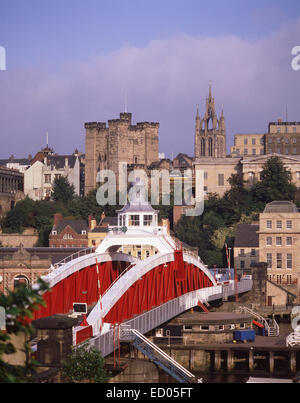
left=214, top=350, right=222, bottom=371
left=249, top=349, right=254, bottom=372
left=291, top=351, right=297, bottom=373
left=269, top=351, right=274, bottom=374
left=227, top=350, right=234, bottom=371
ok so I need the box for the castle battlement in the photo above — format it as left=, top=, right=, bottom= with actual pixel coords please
left=84, top=122, right=107, bottom=130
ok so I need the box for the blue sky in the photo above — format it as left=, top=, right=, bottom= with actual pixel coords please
left=1, top=0, right=300, bottom=158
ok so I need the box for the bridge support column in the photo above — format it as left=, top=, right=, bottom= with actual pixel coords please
left=249, top=350, right=254, bottom=372
left=227, top=350, right=234, bottom=371
left=214, top=350, right=222, bottom=371
left=269, top=351, right=274, bottom=374
left=290, top=351, right=296, bottom=373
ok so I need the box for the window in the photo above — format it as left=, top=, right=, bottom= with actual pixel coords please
left=240, top=261, right=245, bottom=269
left=44, top=174, right=51, bottom=184
left=146, top=251, right=150, bottom=258
left=204, top=172, right=208, bottom=179
left=218, top=173, right=224, bottom=186
left=296, top=172, right=300, bottom=180
left=277, top=127, right=281, bottom=133
left=184, top=325, right=193, bottom=332
left=252, top=149, right=256, bottom=155
left=293, top=137, right=297, bottom=144
left=276, top=220, right=282, bottom=229
left=276, top=237, right=282, bottom=246
left=137, top=251, right=142, bottom=259
left=14, top=275, right=29, bottom=290
left=268, top=138, right=273, bottom=144
left=294, top=147, right=297, bottom=154
left=267, top=253, right=272, bottom=268
left=286, top=237, right=292, bottom=246
left=240, top=323, right=246, bottom=329
left=251, top=249, right=256, bottom=256
left=266, top=237, right=272, bottom=246
left=244, top=138, right=248, bottom=145
left=244, top=149, right=248, bottom=156
left=200, top=325, right=209, bottom=331
left=52, top=230, right=57, bottom=235
left=293, top=127, right=297, bottom=133
left=277, top=137, right=281, bottom=144
left=63, top=233, right=73, bottom=239
left=287, top=253, right=293, bottom=269
left=252, top=138, right=256, bottom=145
left=287, top=275, right=292, bottom=284
left=143, top=215, right=153, bottom=226
left=285, top=138, right=289, bottom=144
left=218, top=325, right=225, bottom=331
left=276, top=275, right=282, bottom=285
left=230, top=324, right=235, bottom=330
left=286, top=220, right=292, bottom=229
left=129, top=215, right=140, bottom=226
left=81, top=230, right=86, bottom=235
left=276, top=253, right=282, bottom=269
left=240, top=249, right=245, bottom=256
left=266, top=220, right=272, bottom=229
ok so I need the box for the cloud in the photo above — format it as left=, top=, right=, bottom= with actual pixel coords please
left=0, top=19, right=300, bottom=159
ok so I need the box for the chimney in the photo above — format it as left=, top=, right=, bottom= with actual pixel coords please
left=88, top=215, right=97, bottom=230
left=54, top=213, right=63, bottom=227
left=65, top=157, right=69, bottom=168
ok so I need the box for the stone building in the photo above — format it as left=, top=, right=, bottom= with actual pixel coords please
left=230, top=133, right=265, bottom=157
left=266, top=119, right=300, bottom=155
left=234, top=223, right=259, bottom=271
left=84, top=112, right=160, bottom=195
left=0, top=167, right=24, bottom=216
left=234, top=201, right=300, bottom=304
left=0, top=245, right=84, bottom=294
left=24, top=153, right=80, bottom=201
left=194, top=85, right=226, bottom=159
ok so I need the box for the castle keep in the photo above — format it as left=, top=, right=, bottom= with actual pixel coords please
left=84, top=112, right=159, bottom=195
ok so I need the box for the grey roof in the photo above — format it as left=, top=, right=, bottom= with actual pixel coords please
left=47, top=155, right=77, bottom=169
left=100, top=216, right=118, bottom=226
left=53, top=219, right=88, bottom=234
left=234, top=224, right=259, bottom=248
left=0, top=159, right=31, bottom=165
left=263, top=201, right=298, bottom=214
left=117, top=202, right=158, bottom=214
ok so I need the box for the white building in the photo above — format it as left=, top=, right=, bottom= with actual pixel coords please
left=24, top=155, right=80, bottom=201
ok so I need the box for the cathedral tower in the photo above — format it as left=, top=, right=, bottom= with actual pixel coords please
left=194, top=84, right=226, bottom=158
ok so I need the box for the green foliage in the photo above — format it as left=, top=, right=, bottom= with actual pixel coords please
left=175, top=157, right=298, bottom=268
left=52, top=176, right=76, bottom=205
left=62, top=342, right=108, bottom=383
left=251, top=156, right=297, bottom=203
left=0, top=278, right=49, bottom=383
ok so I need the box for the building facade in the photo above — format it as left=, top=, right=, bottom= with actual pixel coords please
left=194, top=85, right=226, bottom=159
left=266, top=119, right=300, bottom=155
left=24, top=154, right=80, bottom=201
left=234, top=201, right=300, bottom=304
left=49, top=214, right=88, bottom=248
left=84, top=112, right=160, bottom=195
left=230, top=133, right=265, bottom=157
left=0, top=167, right=24, bottom=216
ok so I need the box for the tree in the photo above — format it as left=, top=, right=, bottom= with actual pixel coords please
left=0, top=278, right=49, bottom=383
left=62, top=342, right=108, bottom=383
left=52, top=176, right=76, bottom=205
left=251, top=156, right=297, bottom=204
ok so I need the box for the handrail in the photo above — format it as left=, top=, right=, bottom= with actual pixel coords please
left=131, top=329, right=200, bottom=383
left=52, top=247, right=95, bottom=270
left=100, top=263, right=135, bottom=299
left=240, top=306, right=271, bottom=334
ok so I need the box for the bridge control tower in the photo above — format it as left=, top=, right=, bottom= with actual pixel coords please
left=96, top=179, right=177, bottom=255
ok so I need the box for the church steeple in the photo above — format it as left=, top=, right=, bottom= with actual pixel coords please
left=194, top=84, right=226, bottom=159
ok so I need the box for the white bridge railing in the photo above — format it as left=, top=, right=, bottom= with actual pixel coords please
left=286, top=326, right=300, bottom=347
left=88, top=279, right=252, bottom=357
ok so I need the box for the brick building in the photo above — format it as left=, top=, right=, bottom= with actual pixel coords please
left=49, top=214, right=88, bottom=248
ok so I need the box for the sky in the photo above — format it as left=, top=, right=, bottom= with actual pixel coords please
left=1, top=0, right=300, bottom=159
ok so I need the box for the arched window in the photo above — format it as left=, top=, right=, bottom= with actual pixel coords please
left=208, top=138, right=213, bottom=157
left=14, top=275, right=29, bottom=290
left=201, top=138, right=206, bottom=156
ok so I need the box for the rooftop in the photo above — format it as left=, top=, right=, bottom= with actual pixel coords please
left=263, top=201, right=298, bottom=214
left=234, top=224, right=259, bottom=248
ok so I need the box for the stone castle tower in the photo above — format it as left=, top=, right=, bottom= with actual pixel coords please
left=194, top=85, right=226, bottom=158
left=84, top=112, right=159, bottom=195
